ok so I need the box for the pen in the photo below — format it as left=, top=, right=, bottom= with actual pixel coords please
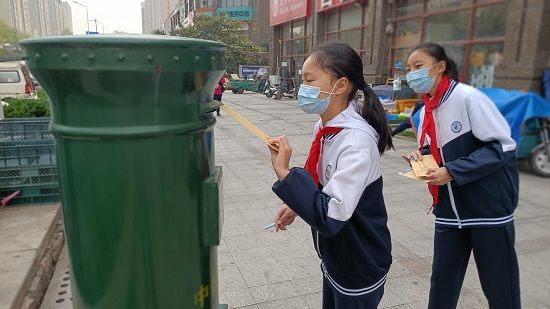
left=263, top=223, right=275, bottom=230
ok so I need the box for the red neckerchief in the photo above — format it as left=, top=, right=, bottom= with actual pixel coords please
left=419, top=74, right=451, bottom=208
left=304, top=127, right=343, bottom=184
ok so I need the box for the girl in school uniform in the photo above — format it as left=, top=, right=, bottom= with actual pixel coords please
left=403, top=43, right=520, bottom=309
left=267, top=42, right=393, bottom=309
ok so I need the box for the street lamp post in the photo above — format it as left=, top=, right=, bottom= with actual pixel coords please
left=72, top=1, right=89, bottom=33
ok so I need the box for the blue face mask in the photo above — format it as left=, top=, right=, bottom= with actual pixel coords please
left=406, top=63, right=440, bottom=94
left=297, top=82, right=338, bottom=114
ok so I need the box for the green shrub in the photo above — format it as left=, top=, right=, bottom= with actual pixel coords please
left=3, top=97, right=51, bottom=118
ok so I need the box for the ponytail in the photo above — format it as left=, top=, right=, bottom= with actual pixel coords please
left=444, top=56, right=459, bottom=81
left=360, top=81, right=394, bottom=154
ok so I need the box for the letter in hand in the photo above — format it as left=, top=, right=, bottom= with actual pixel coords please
left=267, top=136, right=292, bottom=181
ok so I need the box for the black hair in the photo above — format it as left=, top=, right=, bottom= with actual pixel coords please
left=412, top=43, right=459, bottom=81
left=311, top=42, right=393, bottom=154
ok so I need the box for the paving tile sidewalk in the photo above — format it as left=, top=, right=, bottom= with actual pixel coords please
left=0, top=204, right=60, bottom=309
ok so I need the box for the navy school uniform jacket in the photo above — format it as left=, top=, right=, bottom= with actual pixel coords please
left=416, top=80, right=519, bottom=228
left=272, top=102, right=392, bottom=298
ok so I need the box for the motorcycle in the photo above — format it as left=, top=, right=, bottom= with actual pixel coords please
left=264, top=78, right=277, bottom=98
left=273, top=78, right=297, bottom=100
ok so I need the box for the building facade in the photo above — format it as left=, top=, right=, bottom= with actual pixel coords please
left=0, top=0, right=32, bottom=35
left=0, top=0, right=72, bottom=38
left=142, top=0, right=270, bottom=47
left=60, top=1, right=72, bottom=34
left=269, top=0, right=550, bottom=92
left=142, top=0, right=162, bottom=34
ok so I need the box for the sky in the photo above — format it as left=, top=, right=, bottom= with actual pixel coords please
left=68, top=0, right=144, bottom=34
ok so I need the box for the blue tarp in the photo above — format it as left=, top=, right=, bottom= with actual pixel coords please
left=411, top=88, right=550, bottom=144
left=480, top=88, right=550, bottom=143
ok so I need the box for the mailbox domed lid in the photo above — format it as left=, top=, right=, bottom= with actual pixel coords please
left=20, top=34, right=226, bottom=72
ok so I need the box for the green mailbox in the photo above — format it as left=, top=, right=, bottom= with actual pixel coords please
left=20, top=35, right=226, bottom=309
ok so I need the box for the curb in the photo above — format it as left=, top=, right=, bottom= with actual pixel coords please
left=19, top=215, right=65, bottom=309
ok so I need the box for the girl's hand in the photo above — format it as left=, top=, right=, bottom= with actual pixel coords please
left=274, top=205, right=297, bottom=231
left=267, top=136, right=292, bottom=181
left=402, top=149, right=423, bottom=163
left=426, top=167, right=453, bottom=185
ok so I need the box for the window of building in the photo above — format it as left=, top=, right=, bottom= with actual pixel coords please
left=424, top=10, right=469, bottom=42
left=340, top=5, right=362, bottom=29
left=391, top=0, right=506, bottom=84
left=396, top=0, right=423, bottom=17
left=293, top=39, right=305, bottom=54
left=327, top=11, right=338, bottom=32
left=394, top=19, right=421, bottom=47
left=340, top=29, right=362, bottom=50
left=220, top=0, right=248, bottom=7
left=282, top=24, right=292, bottom=40
left=468, top=43, right=503, bottom=88
left=292, top=20, right=305, bottom=38
left=427, top=0, right=472, bottom=10
left=278, top=18, right=311, bottom=79
left=474, top=4, right=506, bottom=38
left=200, top=0, right=214, bottom=8
left=321, top=3, right=369, bottom=59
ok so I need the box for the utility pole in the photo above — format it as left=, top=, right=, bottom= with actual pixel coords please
left=94, top=20, right=105, bottom=33
left=92, top=19, right=98, bottom=32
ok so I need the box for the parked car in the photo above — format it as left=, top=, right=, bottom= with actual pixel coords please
left=0, top=61, right=37, bottom=99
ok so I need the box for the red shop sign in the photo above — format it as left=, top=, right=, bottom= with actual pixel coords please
left=270, top=0, right=311, bottom=26
left=316, top=0, right=364, bottom=12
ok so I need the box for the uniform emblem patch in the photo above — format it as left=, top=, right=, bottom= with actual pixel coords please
left=451, top=121, right=462, bottom=133
left=325, top=165, right=332, bottom=180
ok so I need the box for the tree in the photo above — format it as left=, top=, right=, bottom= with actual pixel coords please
left=0, top=20, right=29, bottom=45
left=171, top=14, right=267, bottom=73
left=0, top=20, right=30, bottom=62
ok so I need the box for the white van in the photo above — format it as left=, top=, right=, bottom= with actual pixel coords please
left=0, top=61, right=37, bottom=99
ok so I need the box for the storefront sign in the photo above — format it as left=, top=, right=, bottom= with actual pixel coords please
left=316, top=0, right=365, bottom=12
left=270, top=0, right=310, bottom=26
left=217, top=7, right=252, bottom=21
left=239, top=65, right=270, bottom=78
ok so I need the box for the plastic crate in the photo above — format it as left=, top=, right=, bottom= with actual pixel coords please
left=0, top=165, right=58, bottom=189
left=380, top=99, right=396, bottom=111
left=395, top=99, right=419, bottom=113
left=0, top=138, right=54, bottom=147
left=0, top=185, right=60, bottom=206
left=0, top=119, right=58, bottom=207
left=0, top=118, right=52, bottom=142
left=0, top=144, right=56, bottom=168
